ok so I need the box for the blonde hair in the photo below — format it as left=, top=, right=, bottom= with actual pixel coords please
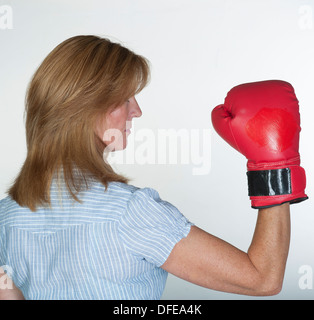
left=8, top=35, right=150, bottom=211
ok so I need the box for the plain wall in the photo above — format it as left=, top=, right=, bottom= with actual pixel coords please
left=0, top=0, right=313, bottom=299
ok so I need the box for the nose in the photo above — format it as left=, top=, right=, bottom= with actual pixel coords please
left=129, top=97, right=142, bottom=118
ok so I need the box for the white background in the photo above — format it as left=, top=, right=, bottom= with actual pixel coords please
left=0, top=0, right=313, bottom=300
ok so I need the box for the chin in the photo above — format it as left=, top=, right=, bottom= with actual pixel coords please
left=103, top=136, right=128, bottom=152
left=109, top=142, right=128, bottom=152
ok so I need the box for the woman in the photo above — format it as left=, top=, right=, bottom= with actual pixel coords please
left=0, top=35, right=292, bottom=300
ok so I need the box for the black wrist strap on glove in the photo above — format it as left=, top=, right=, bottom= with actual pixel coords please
left=247, top=168, right=291, bottom=197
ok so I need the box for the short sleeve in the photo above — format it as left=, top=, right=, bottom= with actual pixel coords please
left=117, top=188, right=193, bottom=267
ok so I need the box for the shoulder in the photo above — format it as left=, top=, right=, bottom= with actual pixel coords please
left=105, top=181, right=140, bottom=196
left=94, top=180, right=160, bottom=203
left=0, top=195, right=24, bottom=214
left=114, top=184, right=193, bottom=267
left=107, top=182, right=166, bottom=210
left=0, top=195, right=30, bottom=225
left=77, top=180, right=162, bottom=214
left=110, top=181, right=161, bottom=198
left=87, top=180, right=141, bottom=204
left=116, top=182, right=190, bottom=227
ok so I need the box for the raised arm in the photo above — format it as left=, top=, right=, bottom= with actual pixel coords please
left=162, top=80, right=307, bottom=297
left=161, top=203, right=290, bottom=296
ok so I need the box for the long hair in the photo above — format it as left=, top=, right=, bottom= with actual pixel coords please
left=8, top=35, right=150, bottom=211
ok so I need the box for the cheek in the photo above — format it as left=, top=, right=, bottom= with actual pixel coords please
left=95, top=112, right=117, bottom=139
left=95, top=106, right=128, bottom=145
left=108, top=107, right=128, bottom=127
left=96, top=122, right=126, bottom=150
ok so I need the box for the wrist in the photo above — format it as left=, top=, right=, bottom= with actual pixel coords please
left=247, top=165, right=308, bottom=209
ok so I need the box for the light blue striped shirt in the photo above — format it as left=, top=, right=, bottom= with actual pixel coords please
left=0, top=180, right=192, bottom=300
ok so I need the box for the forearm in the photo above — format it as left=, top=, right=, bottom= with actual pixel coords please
left=0, top=266, right=25, bottom=300
left=196, top=203, right=291, bottom=296
left=247, top=202, right=291, bottom=294
left=0, top=285, right=25, bottom=300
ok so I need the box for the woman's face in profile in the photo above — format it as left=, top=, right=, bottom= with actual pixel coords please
left=96, top=96, right=142, bottom=151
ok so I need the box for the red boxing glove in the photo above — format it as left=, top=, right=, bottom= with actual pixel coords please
left=212, top=80, right=308, bottom=209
